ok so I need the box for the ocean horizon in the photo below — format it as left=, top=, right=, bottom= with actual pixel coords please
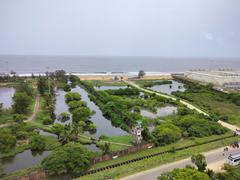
left=0, top=55, right=239, bottom=74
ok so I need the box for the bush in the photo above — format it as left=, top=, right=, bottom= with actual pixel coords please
left=12, top=92, right=32, bottom=114
left=29, top=134, right=46, bottom=151
left=42, top=143, right=92, bottom=175
left=13, top=114, right=26, bottom=123
left=0, top=129, right=17, bottom=153
left=152, top=123, right=182, bottom=145
left=42, top=117, right=54, bottom=125
left=158, top=167, right=210, bottom=180
left=65, top=92, right=81, bottom=102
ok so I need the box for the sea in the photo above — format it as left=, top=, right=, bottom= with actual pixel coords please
left=0, top=55, right=239, bottom=74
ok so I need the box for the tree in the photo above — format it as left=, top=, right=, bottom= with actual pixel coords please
left=13, top=114, right=26, bottom=123
left=67, top=101, right=87, bottom=112
left=18, top=82, right=34, bottom=97
left=51, top=124, right=65, bottom=139
left=57, top=112, right=70, bottom=122
left=72, top=107, right=92, bottom=123
left=42, top=143, right=92, bottom=175
left=29, top=134, right=46, bottom=151
left=65, top=92, right=81, bottom=102
left=158, top=167, right=210, bottom=180
left=12, top=92, right=32, bottom=114
left=54, top=70, right=67, bottom=82
left=152, top=123, right=182, bottom=145
left=0, top=129, right=17, bottom=153
left=138, top=70, right=145, bottom=79
left=191, top=154, right=207, bottom=172
left=37, top=77, right=48, bottom=95
left=59, top=125, right=72, bottom=145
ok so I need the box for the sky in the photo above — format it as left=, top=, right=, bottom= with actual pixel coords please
left=0, top=0, right=240, bottom=57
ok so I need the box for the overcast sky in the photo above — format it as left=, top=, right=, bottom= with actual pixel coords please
left=0, top=0, right=240, bottom=57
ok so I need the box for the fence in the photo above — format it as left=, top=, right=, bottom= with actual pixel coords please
left=91, top=143, right=154, bottom=164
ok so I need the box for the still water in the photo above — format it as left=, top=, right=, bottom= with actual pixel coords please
left=94, top=86, right=127, bottom=91
left=2, top=150, right=51, bottom=174
left=0, top=87, right=15, bottom=108
left=72, top=86, right=128, bottom=138
left=149, top=80, right=185, bottom=95
left=140, top=105, right=177, bottom=119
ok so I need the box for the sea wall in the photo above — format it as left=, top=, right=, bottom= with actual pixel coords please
left=184, top=71, right=240, bottom=86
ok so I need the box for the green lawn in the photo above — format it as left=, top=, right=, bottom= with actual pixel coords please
left=0, top=114, right=14, bottom=124
left=78, top=132, right=239, bottom=180
left=179, top=92, right=240, bottom=126
left=100, top=135, right=133, bottom=145
left=84, top=80, right=127, bottom=87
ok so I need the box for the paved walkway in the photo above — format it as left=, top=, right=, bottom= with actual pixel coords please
left=0, top=95, right=41, bottom=128
left=124, top=80, right=238, bottom=131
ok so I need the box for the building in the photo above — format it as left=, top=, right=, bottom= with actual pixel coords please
left=132, top=122, right=144, bottom=144
left=184, top=70, right=240, bottom=89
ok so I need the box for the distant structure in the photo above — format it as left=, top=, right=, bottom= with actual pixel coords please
left=184, top=70, right=240, bottom=89
left=132, top=122, right=144, bottom=144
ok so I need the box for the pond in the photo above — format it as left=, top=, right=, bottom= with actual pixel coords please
left=0, top=87, right=15, bottom=108
left=140, top=105, right=177, bottom=119
left=54, top=89, right=72, bottom=125
left=2, top=150, right=51, bottom=174
left=94, top=86, right=127, bottom=91
left=72, top=86, right=128, bottom=138
left=149, top=80, right=185, bottom=95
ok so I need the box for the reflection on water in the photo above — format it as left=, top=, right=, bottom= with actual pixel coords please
left=84, top=144, right=100, bottom=152
left=54, top=90, right=72, bottom=125
left=149, top=80, right=185, bottom=95
left=2, top=150, right=51, bottom=174
left=0, top=87, right=15, bottom=108
left=141, top=106, right=177, bottom=119
left=95, top=86, right=127, bottom=91
left=72, top=86, right=128, bottom=138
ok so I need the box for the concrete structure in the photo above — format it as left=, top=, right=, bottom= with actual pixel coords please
left=132, top=122, right=144, bottom=144
left=184, top=70, right=240, bottom=88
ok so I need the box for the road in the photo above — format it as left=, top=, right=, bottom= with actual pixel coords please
left=121, top=144, right=240, bottom=180
left=0, top=95, right=40, bottom=128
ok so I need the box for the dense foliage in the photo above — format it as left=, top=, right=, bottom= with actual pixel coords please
left=0, top=128, right=17, bottom=153
left=29, top=134, right=46, bottom=151
left=12, top=92, right=32, bottom=114
left=152, top=123, right=182, bottom=145
left=42, top=143, right=92, bottom=175
left=158, top=167, right=210, bottom=180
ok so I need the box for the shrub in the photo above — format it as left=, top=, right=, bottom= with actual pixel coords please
left=29, top=134, right=46, bottom=151
left=152, top=123, right=182, bottom=145
left=42, top=143, right=92, bottom=175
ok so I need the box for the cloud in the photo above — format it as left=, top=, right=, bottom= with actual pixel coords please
left=203, top=32, right=214, bottom=40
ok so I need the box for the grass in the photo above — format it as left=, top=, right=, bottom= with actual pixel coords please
left=100, top=135, right=133, bottom=145
left=84, top=80, right=127, bottom=87
left=177, top=92, right=240, bottom=126
left=78, top=132, right=239, bottom=180
left=1, top=165, right=42, bottom=180
left=0, top=114, right=14, bottom=125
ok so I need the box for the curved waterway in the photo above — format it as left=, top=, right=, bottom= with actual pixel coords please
left=0, top=87, right=15, bottom=108
left=72, top=86, right=128, bottom=138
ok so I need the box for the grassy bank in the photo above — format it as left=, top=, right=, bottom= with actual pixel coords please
left=78, top=132, right=239, bottom=180
left=85, top=80, right=127, bottom=87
